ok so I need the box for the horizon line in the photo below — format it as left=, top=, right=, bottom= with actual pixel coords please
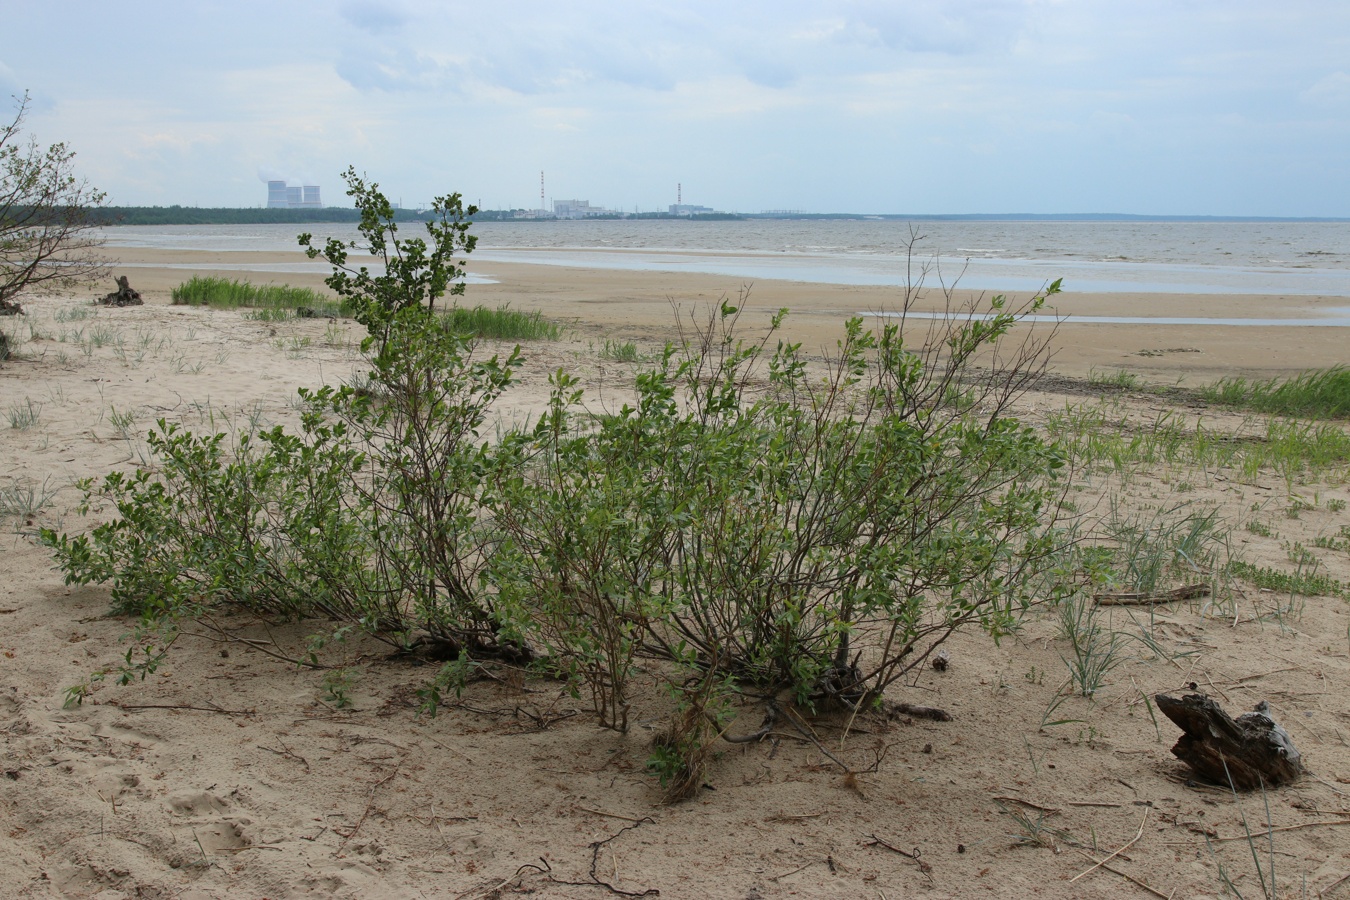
left=97, top=205, right=1350, bottom=223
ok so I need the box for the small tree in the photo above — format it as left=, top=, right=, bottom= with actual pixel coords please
left=298, top=166, right=477, bottom=357
left=1, top=92, right=109, bottom=315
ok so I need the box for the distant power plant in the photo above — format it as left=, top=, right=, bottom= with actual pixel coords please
left=552, top=199, right=620, bottom=218
left=267, top=181, right=322, bottom=209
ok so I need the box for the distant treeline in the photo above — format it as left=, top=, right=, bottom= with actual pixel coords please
left=93, top=206, right=385, bottom=226
left=91, top=207, right=1339, bottom=226
left=91, top=206, right=749, bottom=226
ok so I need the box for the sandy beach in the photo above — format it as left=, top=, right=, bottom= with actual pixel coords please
left=3, top=247, right=1350, bottom=899
left=109, top=245, right=1350, bottom=381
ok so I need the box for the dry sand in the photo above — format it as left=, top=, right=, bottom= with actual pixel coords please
left=1, top=249, right=1349, bottom=898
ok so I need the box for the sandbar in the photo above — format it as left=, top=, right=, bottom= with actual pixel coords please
left=103, top=245, right=1350, bottom=381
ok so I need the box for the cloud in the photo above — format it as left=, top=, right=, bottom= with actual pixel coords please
left=340, top=1, right=409, bottom=34
left=7, top=0, right=1350, bottom=213
left=0, top=61, right=21, bottom=101
left=834, top=0, right=1032, bottom=55
left=334, top=48, right=461, bottom=92
left=1301, top=71, right=1350, bottom=107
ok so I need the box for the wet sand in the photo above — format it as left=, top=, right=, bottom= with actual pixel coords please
left=104, top=246, right=1349, bottom=383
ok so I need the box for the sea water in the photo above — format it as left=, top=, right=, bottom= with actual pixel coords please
left=101, top=219, right=1350, bottom=299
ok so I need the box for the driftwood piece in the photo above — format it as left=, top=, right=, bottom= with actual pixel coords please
left=893, top=702, right=952, bottom=722
left=1155, top=692, right=1303, bottom=790
left=99, top=275, right=143, bottom=307
left=1094, top=583, right=1209, bottom=606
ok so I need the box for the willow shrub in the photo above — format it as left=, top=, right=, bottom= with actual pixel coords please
left=489, top=289, right=1069, bottom=795
left=41, top=415, right=368, bottom=694
left=43, top=307, right=523, bottom=695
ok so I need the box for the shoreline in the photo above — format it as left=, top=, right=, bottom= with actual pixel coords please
left=98, top=246, right=1350, bottom=381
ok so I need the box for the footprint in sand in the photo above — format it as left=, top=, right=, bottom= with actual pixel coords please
left=165, top=788, right=230, bottom=816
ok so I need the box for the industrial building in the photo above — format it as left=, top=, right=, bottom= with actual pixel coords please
left=669, top=204, right=715, bottom=216
left=552, top=199, right=618, bottom=219
left=267, top=180, right=323, bottom=209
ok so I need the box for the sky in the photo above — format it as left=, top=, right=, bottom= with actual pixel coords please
left=3, top=0, right=1348, bottom=216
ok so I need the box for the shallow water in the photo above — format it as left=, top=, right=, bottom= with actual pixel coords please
left=865, top=311, right=1350, bottom=327
left=102, top=219, right=1350, bottom=297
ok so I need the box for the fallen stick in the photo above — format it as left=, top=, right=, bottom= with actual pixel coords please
left=1208, top=819, right=1350, bottom=842
left=574, top=806, right=647, bottom=823
left=337, top=760, right=402, bottom=854
left=992, top=795, right=1061, bottom=814
left=111, top=701, right=254, bottom=716
left=892, top=702, right=952, bottom=721
left=1070, top=809, right=1148, bottom=883
left=864, top=833, right=934, bottom=882
left=1095, top=583, right=1209, bottom=606
left=1071, top=848, right=1171, bottom=899
left=1320, top=870, right=1350, bottom=898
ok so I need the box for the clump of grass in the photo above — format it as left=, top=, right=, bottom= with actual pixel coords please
left=442, top=304, right=560, bottom=341
left=1087, top=368, right=1143, bottom=390
left=87, top=323, right=120, bottom=349
left=7, top=397, right=41, bottom=430
left=53, top=305, right=93, bottom=323
left=1056, top=593, right=1127, bottom=698
left=599, top=339, right=642, bottom=362
left=0, top=476, right=59, bottom=521
left=171, top=276, right=347, bottom=318
left=1313, top=525, right=1350, bottom=554
left=995, top=799, right=1078, bottom=849
left=244, top=307, right=292, bottom=323
left=1246, top=519, right=1274, bottom=538
left=108, top=406, right=138, bottom=441
left=1099, top=500, right=1226, bottom=595
left=1201, top=366, right=1350, bottom=419
left=1046, top=400, right=1350, bottom=486
left=1228, top=559, right=1347, bottom=598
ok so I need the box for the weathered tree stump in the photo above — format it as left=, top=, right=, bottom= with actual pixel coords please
left=99, top=275, right=143, bottom=307
left=1155, top=692, right=1303, bottom=789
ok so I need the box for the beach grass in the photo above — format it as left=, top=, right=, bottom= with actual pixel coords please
left=171, top=276, right=348, bottom=317
left=1045, top=399, right=1350, bottom=486
left=1200, top=367, right=1350, bottom=419
left=170, top=279, right=559, bottom=340
left=442, top=304, right=561, bottom=341
left=599, top=339, right=643, bottom=362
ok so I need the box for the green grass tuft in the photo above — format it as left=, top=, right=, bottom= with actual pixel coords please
left=1087, top=368, right=1143, bottom=390
left=1228, top=559, right=1347, bottom=597
left=7, top=397, right=41, bottom=429
left=441, top=304, right=561, bottom=341
left=599, top=339, right=642, bottom=362
left=171, top=276, right=348, bottom=318
left=1201, top=367, right=1350, bottom=420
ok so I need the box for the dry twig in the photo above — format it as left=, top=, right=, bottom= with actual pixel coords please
left=864, top=833, right=934, bottom=883
left=1070, top=809, right=1148, bottom=883
left=336, top=760, right=403, bottom=854
left=110, top=700, right=254, bottom=716
left=1094, top=583, right=1209, bottom=606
